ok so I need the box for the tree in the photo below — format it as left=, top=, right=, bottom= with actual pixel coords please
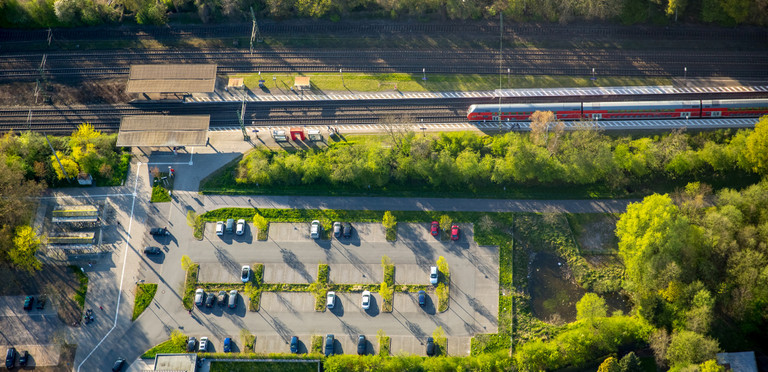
left=619, top=352, right=643, bottom=372
left=181, top=255, right=193, bottom=271
left=666, top=0, right=688, bottom=21
left=253, top=214, right=268, bottom=232
left=576, top=293, right=607, bottom=323
left=699, top=359, right=725, bottom=372
left=382, top=211, right=396, bottom=230
left=54, top=0, right=80, bottom=24
left=50, top=152, right=79, bottom=180
left=529, top=111, right=557, bottom=147
left=666, top=331, right=719, bottom=368
left=650, top=329, right=670, bottom=367
left=745, top=116, right=768, bottom=175
left=439, top=215, right=452, bottom=233
left=597, top=357, right=621, bottom=372
left=9, top=226, right=43, bottom=272
left=685, top=289, right=714, bottom=334
left=615, top=194, right=694, bottom=300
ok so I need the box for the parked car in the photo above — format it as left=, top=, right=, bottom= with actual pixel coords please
left=236, top=219, right=245, bottom=235
left=194, top=289, right=205, bottom=306
left=357, top=335, right=366, bottom=355
left=111, top=357, right=125, bottom=371
left=216, top=221, right=224, bottom=236
left=430, top=221, right=439, bottom=236
left=216, top=291, right=227, bottom=306
left=310, top=220, right=321, bottom=239
left=361, top=290, right=371, bottom=310
left=333, top=222, right=342, bottom=238
left=241, top=265, right=250, bottom=283
left=451, top=225, right=460, bottom=241
left=225, top=218, right=235, bottom=233
left=18, top=350, right=27, bottom=367
left=426, top=337, right=435, bottom=356
left=205, top=292, right=215, bottom=307
left=23, top=296, right=33, bottom=310
left=186, top=337, right=196, bottom=352
left=223, top=337, right=232, bottom=352
left=290, top=336, right=299, bottom=354
left=430, top=266, right=438, bottom=285
left=228, top=290, right=237, bottom=309
left=326, top=291, right=336, bottom=309
left=324, top=334, right=334, bottom=356
left=143, top=246, right=162, bottom=255
left=418, top=290, right=426, bottom=307
left=5, top=348, right=14, bottom=368
left=343, top=222, right=352, bottom=238
left=149, top=227, right=170, bottom=236
left=199, top=337, right=208, bottom=352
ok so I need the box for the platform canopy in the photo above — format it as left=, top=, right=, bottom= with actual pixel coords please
left=117, top=115, right=210, bottom=147
left=125, top=64, right=217, bottom=94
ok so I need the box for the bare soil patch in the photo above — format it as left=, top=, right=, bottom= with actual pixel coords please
left=0, top=264, right=84, bottom=326
left=567, top=214, right=619, bottom=254
left=0, top=79, right=129, bottom=106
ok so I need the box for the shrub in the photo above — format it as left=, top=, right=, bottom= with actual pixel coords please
left=241, top=329, right=255, bottom=352
left=317, top=263, right=330, bottom=283
left=181, top=263, right=199, bottom=310
left=439, top=215, right=452, bottom=241
left=151, top=185, right=171, bottom=203
left=433, top=326, right=447, bottom=356
left=253, top=213, right=269, bottom=240
left=436, top=256, right=450, bottom=312
left=377, top=329, right=391, bottom=356
left=383, top=211, right=397, bottom=241
left=311, top=335, right=323, bottom=354
left=187, top=210, right=204, bottom=240
left=380, top=281, right=393, bottom=312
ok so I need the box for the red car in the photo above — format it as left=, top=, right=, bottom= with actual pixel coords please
left=451, top=225, right=460, bottom=241
left=430, top=221, right=439, bottom=236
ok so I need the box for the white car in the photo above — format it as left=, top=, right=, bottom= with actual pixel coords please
left=236, top=219, right=245, bottom=235
left=430, top=266, right=438, bottom=285
left=194, top=288, right=205, bottom=306
left=326, top=291, right=336, bottom=309
left=215, top=221, right=224, bottom=236
left=199, top=337, right=208, bottom=352
left=310, top=220, right=321, bottom=239
left=241, top=266, right=250, bottom=283
left=361, top=290, right=371, bottom=310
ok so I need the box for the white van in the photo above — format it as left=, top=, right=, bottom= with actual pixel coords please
left=310, top=220, right=321, bottom=239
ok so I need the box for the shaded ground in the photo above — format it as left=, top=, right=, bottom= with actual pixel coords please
left=528, top=253, right=585, bottom=324
left=0, top=79, right=128, bottom=106
left=0, top=264, right=83, bottom=326
left=567, top=213, right=619, bottom=254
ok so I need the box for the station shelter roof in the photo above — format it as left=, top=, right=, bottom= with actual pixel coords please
left=117, top=115, right=210, bottom=147
left=125, top=64, right=217, bottom=93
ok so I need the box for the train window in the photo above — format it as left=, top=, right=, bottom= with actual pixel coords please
left=711, top=111, right=721, bottom=117
left=591, top=114, right=602, bottom=120
left=681, top=112, right=691, bottom=118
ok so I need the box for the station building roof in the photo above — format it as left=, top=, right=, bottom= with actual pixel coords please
left=116, top=115, right=210, bottom=147
left=125, top=64, right=217, bottom=93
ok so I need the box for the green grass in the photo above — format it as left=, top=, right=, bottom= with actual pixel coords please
left=141, top=330, right=187, bottom=358
left=378, top=335, right=391, bottom=356
left=181, top=264, right=199, bottom=310
left=151, top=185, right=171, bottom=203
left=210, top=361, right=319, bottom=372
left=311, top=335, right=323, bottom=354
left=69, top=265, right=88, bottom=312
left=233, top=72, right=671, bottom=93
left=132, top=283, right=158, bottom=321
left=248, top=263, right=264, bottom=312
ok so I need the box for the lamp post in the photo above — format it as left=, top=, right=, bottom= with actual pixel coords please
left=340, top=68, right=344, bottom=86
left=507, top=68, right=510, bottom=86
left=422, top=68, right=427, bottom=81
left=684, top=67, right=687, bottom=86
left=591, top=68, right=596, bottom=81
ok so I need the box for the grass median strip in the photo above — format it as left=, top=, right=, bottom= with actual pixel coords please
left=182, top=263, right=199, bottom=311
left=311, top=335, right=323, bottom=354
left=142, top=330, right=187, bottom=358
left=70, top=265, right=88, bottom=312
left=132, top=283, right=158, bottom=321
left=436, top=256, right=450, bottom=312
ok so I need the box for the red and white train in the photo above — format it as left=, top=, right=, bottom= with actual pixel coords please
left=466, top=99, right=768, bottom=121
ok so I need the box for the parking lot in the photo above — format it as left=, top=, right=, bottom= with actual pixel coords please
left=180, top=221, right=498, bottom=356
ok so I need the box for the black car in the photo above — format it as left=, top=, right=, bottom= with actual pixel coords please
left=111, top=357, right=125, bottom=371
left=343, top=223, right=352, bottom=238
left=23, top=296, right=33, bottom=310
left=426, top=337, right=435, bottom=356
left=418, top=290, right=426, bottom=307
left=205, top=293, right=215, bottom=307
left=143, top=246, right=162, bottom=255
left=290, top=336, right=299, bottom=354
left=5, top=348, right=15, bottom=368
left=18, top=351, right=27, bottom=367
left=186, top=337, right=197, bottom=352
left=149, top=227, right=170, bottom=236
left=357, top=335, right=366, bottom=355
left=324, top=334, right=334, bottom=356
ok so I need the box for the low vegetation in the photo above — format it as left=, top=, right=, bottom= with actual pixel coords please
left=70, top=265, right=88, bottom=311
left=210, top=361, right=318, bottom=372
left=432, top=327, right=447, bottom=356
left=240, top=329, right=255, bottom=352
left=186, top=210, right=204, bottom=240
left=150, top=185, right=171, bottom=203
left=181, top=260, right=199, bottom=311
left=141, top=330, right=187, bottom=358
left=323, top=353, right=512, bottom=371
left=247, top=263, right=264, bottom=311
left=380, top=257, right=395, bottom=312
left=312, top=264, right=331, bottom=312
left=436, top=256, right=450, bottom=312
left=310, top=335, right=323, bottom=354
left=382, top=211, right=397, bottom=241
left=253, top=214, right=269, bottom=240
left=377, top=329, right=390, bottom=357
left=132, top=283, right=157, bottom=321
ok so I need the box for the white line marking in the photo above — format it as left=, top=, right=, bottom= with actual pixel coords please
left=76, top=162, right=142, bottom=372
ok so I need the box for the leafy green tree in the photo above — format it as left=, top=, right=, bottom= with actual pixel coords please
left=576, top=293, right=607, bottom=323
left=745, top=116, right=768, bottom=174
left=619, top=352, right=643, bottom=372
left=181, top=255, right=193, bottom=271
left=253, top=214, right=268, bottom=232
left=597, top=357, right=621, bottom=372
left=699, top=359, right=725, bottom=372
left=382, top=211, right=396, bottom=230
left=666, top=331, right=719, bottom=368
left=666, top=0, right=688, bottom=20
left=439, top=215, right=452, bottom=233
left=9, top=225, right=43, bottom=272
left=54, top=0, right=80, bottom=24
left=685, top=289, right=714, bottom=334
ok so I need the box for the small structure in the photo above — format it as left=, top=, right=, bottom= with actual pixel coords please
left=290, top=127, right=305, bottom=141
left=294, top=76, right=311, bottom=91
left=126, top=64, right=217, bottom=97
left=153, top=354, right=197, bottom=372
left=52, top=206, right=98, bottom=224
left=117, top=115, right=210, bottom=148
left=717, top=352, right=758, bottom=372
left=272, top=130, right=288, bottom=142
left=227, top=77, right=244, bottom=90
left=76, top=173, right=92, bottom=186
left=307, top=129, right=322, bottom=141
left=48, top=232, right=96, bottom=247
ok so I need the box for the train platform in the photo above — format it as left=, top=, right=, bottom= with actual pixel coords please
left=185, top=85, right=768, bottom=103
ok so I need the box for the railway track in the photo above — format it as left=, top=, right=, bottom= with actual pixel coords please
left=1, top=49, right=767, bottom=81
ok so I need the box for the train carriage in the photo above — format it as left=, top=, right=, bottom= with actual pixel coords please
left=701, top=99, right=768, bottom=118
left=581, top=100, right=701, bottom=120
left=467, top=103, right=581, bottom=121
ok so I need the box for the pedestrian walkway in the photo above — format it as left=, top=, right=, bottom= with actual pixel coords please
left=187, top=85, right=768, bottom=103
